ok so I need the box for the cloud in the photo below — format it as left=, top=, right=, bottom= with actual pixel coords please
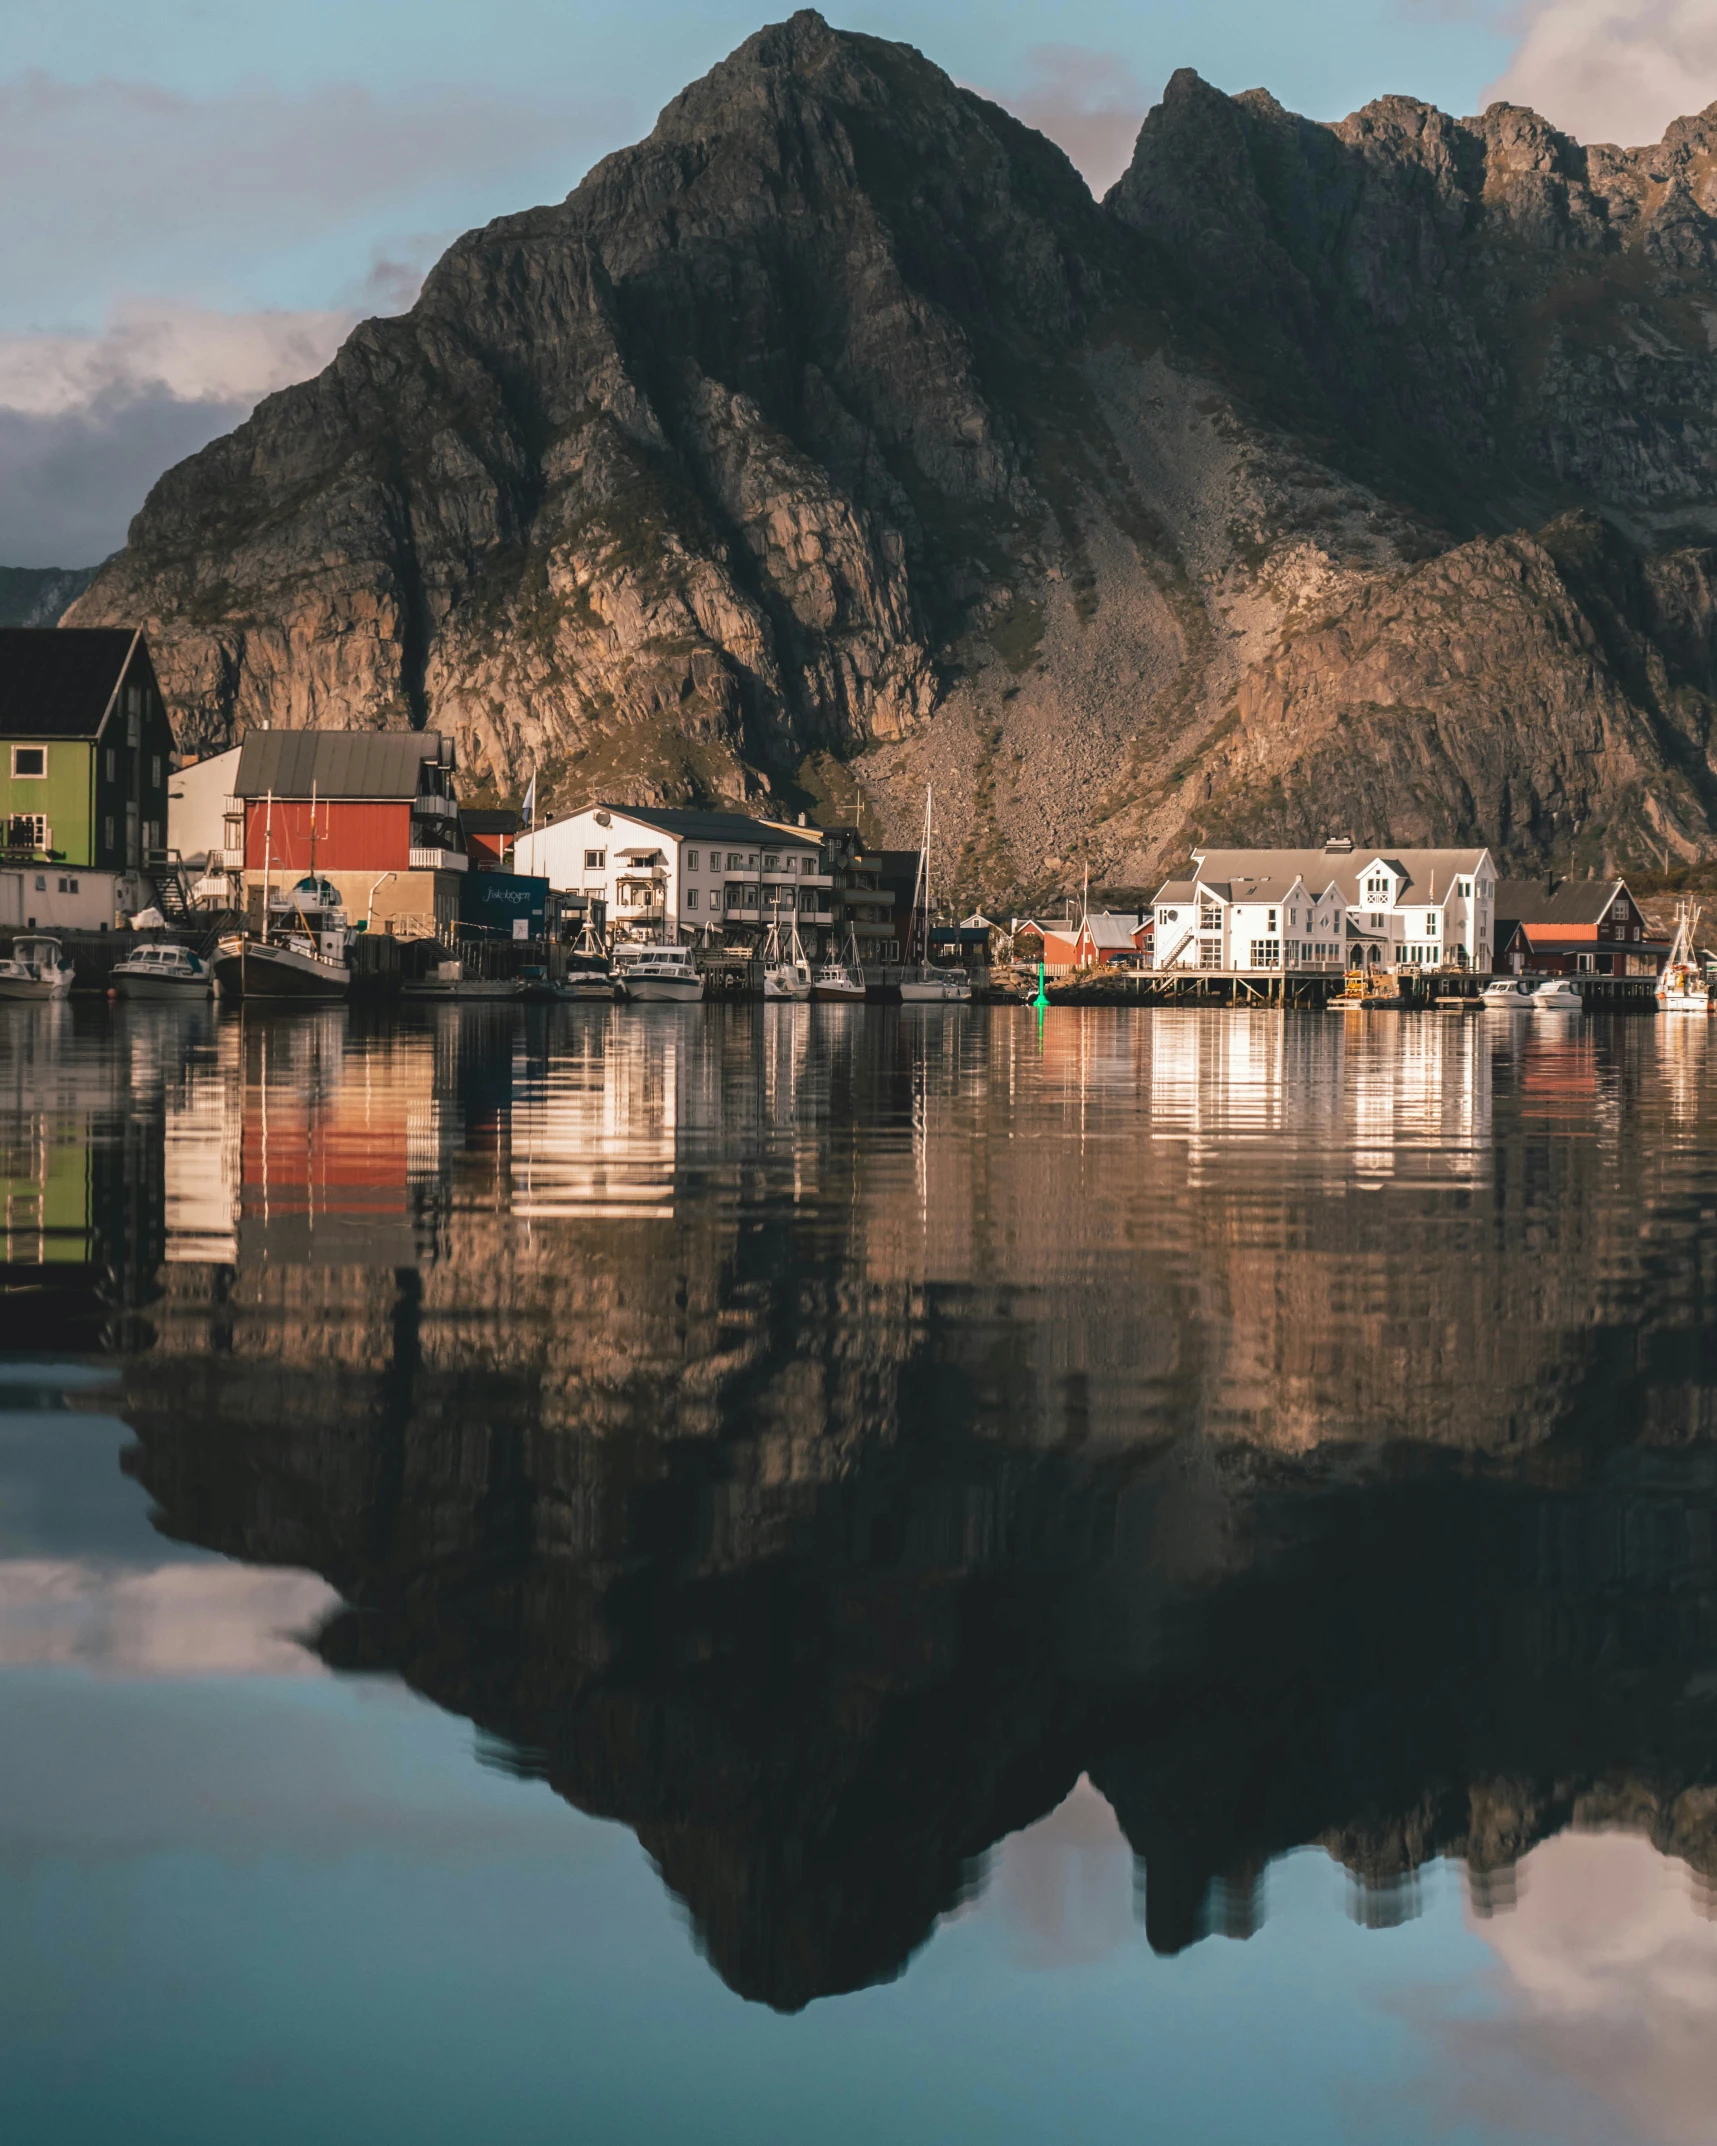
left=983, top=45, right=1152, bottom=197
left=1421, top=1832, right=1717, bottom=2146
left=0, top=302, right=360, bottom=566
left=1485, top=1, right=1717, bottom=145
left=0, top=72, right=610, bottom=324
left=0, top=1558, right=339, bottom=1676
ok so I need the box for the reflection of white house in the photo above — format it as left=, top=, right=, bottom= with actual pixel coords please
left=513, top=804, right=830, bottom=946
left=1151, top=844, right=1497, bottom=973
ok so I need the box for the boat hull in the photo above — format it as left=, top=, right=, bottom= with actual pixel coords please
left=114, top=974, right=211, bottom=1001
left=0, top=975, right=70, bottom=1001
left=762, top=974, right=811, bottom=1001
left=220, top=941, right=350, bottom=1001
left=401, top=979, right=523, bottom=1001
left=1658, top=989, right=1710, bottom=1013
left=899, top=979, right=972, bottom=1004
left=626, top=976, right=704, bottom=1003
left=810, top=979, right=866, bottom=1002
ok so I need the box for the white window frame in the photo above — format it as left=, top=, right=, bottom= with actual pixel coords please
left=10, top=746, right=45, bottom=779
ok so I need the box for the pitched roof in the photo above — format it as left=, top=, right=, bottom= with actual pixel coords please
left=1081, top=911, right=1144, bottom=948
left=234, top=730, right=448, bottom=799
left=1493, top=878, right=1624, bottom=927
left=593, top=804, right=822, bottom=847
left=1151, top=880, right=1198, bottom=904
left=460, top=808, right=520, bottom=835
left=1191, top=846, right=1488, bottom=907
left=0, top=627, right=141, bottom=739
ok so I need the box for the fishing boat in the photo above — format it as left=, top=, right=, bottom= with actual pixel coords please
left=811, top=927, right=867, bottom=1003
left=1481, top=976, right=1537, bottom=1010
left=1657, top=901, right=1709, bottom=1014
left=761, top=920, right=812, bottom=1001
left=1528, top=977, right=1584, bottom=1012
left=898, top=788, right=972, bottom=1005
left=622, top=946, right=704, bottom=1003
left=0, top=935, right=74, bottom=1001
left=112, top=943, right=214, bottom=1000
left=214, top=860, right=352, bottom=1001
left=558, top=920, right=617, bottom=1000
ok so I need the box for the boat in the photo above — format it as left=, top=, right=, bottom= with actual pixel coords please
left=213, top=874, right=351, bottom=1002
left=1481, top=976, right=1538, bottom=1010
left=0, top=935, right=74, bottom=1001
left=1656, top=901, right=1709, bottom=1014
left=401, top=960, right=524, bottom=1001
left=622, top=945, right=705, bottom=1003
left=1528, top=977, right=1585, bottom=1013
left=811, top=928, right=867, bottom=1003
left=559, top=963, right=619, bottom=1001
left=897, top=788, right=973, bottom=1005
left=112, top=943, right=214, bottom=1000
left=761, top=920, right=812, bottom=1001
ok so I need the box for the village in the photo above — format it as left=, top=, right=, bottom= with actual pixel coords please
left=0, top=625, right=1693, bottom=1008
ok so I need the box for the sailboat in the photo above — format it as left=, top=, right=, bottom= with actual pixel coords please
left=898, top=788, right=972, bottom=1004
left=812, top=925, right=867, bottom=1003
left=213, top=786, right=351, bottom=1002
left=1657, top=900, right=1710, bottom=1013
left=761, top=918, right=812, bottom=1000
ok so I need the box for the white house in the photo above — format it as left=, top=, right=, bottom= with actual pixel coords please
left=512, top=804, right=834, bottom=947
left=1151, top=844, right=1497, bottom=973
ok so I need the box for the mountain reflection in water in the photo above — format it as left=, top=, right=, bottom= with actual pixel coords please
left=9, top=1001, right=1717, bottom=2023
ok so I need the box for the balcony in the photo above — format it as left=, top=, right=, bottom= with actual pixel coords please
left=411, top=794, right=458, bottom=823
left=217, top=846, right=245, bottom=871
left=1, top=818, right=51, bottom=861
left=409, top=844, right=468, bottom=873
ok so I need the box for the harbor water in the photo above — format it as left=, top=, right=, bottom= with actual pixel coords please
left=4, top=999, right=1717, bottom=2145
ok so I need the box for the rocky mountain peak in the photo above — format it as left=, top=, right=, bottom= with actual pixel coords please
left=65, top=18, right=1717, bottom=886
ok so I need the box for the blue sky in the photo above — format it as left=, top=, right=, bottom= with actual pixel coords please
left=2, top=0, right=1711, bottom=564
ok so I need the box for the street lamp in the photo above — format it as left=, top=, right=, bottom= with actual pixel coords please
left=366, top=872, right=397, bottom=929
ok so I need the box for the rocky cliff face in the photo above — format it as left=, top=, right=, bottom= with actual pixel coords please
left=66, top=13, right=1717, bottom=888
left=0, top=564, right=94, bottom=627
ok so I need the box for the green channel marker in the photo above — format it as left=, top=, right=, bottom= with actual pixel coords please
left=1032, top=961, right=1049, bottom=1010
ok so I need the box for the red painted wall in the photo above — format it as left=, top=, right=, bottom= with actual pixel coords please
left=245, top=799, right=411, bottom=872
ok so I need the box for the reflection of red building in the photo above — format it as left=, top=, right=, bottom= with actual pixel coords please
left=1494, top=879, right=1667, bottom=977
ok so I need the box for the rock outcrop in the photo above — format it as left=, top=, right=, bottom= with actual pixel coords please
left=66, top=13, right=1717, bottom=886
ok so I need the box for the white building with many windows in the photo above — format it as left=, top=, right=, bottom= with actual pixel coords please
left=512, top=804, right=835, bottom=946
left=1151, top=844, right=1497, bottom=973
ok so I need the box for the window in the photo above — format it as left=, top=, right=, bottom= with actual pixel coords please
left=104, top=748, right=115, bottom=783
left=584, top=849, right=605, bottom=869
left=742, top=885, right=758, bottom=908
left=34, top=875, right=45, bottom=892
left=1249, top=939, right=1281, bottom=968
left=104, top=816, right=115, bottom=851
left=1267, top=910, right=1277, bottom=931
left=1198, top=941, right=1222, bottom=970
left=150, top=755, right=162, bottom=790
left=1426, top=913, right=1438, bottom=935
left=66, top=878, right=77, bottom=894
left=727, top=852, right=744, bottom=870
left=686, top=888, right=699, bottom=910
left=686, top=850, right=699, bottom=871
left=10, top=746, right=44, bottom=779
left=7, top=814, right=46, bottom=852
left=764, top=853, right=779, bottom=871
left=1199, top=902, right=1221, bottom=931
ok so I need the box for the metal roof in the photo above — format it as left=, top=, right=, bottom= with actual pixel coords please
left=584, top=804, right=822, bottom=848
left=234, top=730, right=449, bottom=799
left=1493, top=878, right=1626, bottom=927
left=0, top=627, right=143, bottom=739
left=1190, top=846, right=1490, bottom=907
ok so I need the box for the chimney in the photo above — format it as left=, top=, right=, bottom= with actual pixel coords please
left=1323, top=835, right=1353, bottom=853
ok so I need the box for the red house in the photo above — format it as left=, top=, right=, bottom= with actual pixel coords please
left=1492, top=878, right=1667, bottom=977
left=1020, top=910, right=1148, bottom=969
left=234, top=730, right=466, bottom=936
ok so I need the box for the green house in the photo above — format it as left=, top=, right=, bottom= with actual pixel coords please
left=0, top=628, right=175, bottom=928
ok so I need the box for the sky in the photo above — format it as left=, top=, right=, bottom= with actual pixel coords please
left=3, top=0, right=1715, bottom=567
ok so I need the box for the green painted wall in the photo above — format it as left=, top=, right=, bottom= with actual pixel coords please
left=0, top=740, right=94, bottom=865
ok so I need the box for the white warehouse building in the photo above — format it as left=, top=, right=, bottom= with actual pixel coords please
left=1152, top=844, right=1497, bottom=974
left=512, top=804, right=835, bottom=947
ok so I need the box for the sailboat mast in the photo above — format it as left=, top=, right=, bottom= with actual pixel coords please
left=262, top=789, right=273, bottom=944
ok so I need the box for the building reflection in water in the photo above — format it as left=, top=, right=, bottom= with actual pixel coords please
left=4, top=1002, right=1717, bottom=2035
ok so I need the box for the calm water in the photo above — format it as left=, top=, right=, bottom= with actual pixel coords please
left=3, top=1000, right=1717, bottom=2145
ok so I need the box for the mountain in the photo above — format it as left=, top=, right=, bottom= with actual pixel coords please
left=66, top=13, right=1717, bottom=892
left=0, top=564, right=95, bottom=627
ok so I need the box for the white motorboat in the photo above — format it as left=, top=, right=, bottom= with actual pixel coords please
left=897, top=789, right=973, bottom=1004
left=1528, top=977, right=1584, bottom=1012
left=761, top=921, right=812, bottom=1001
left=1481, top=976, right=1537, bottom=1010
left=112, top=943, right=213, bottom=1000
left=622, top=946, right=704, bottom=1003
left=811, top=928, right=867, bottom=1003
left=214, top=874, right=351, bottom=1002
left=557, top=964, right=618, bottom=1001
left=1656, top=900, right=1710, bottom=1013
left=0, top=935, right=73, bottom=1001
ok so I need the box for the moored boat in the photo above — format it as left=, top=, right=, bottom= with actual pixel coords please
left=1528, top=977, right=1584, bottom=1012
left=112, top=943, right=213, bottom=1000
left=401, top=961, right=524, bottom=1001
left=0, top=935, right=74, bottom=1001
left=1481, top=976, right=1537, bottom=1010
left=898, top=788, right=972, bottom=1005
left=213, top=875, right=351, bottom=1002
left=622, top=946, right=704, bottom=1003
left=1656, top=901, right=1709, bottom=1014
left=761, top=921, right=812, bottom=1001
left=811, top=928, right=867, bottom=1003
